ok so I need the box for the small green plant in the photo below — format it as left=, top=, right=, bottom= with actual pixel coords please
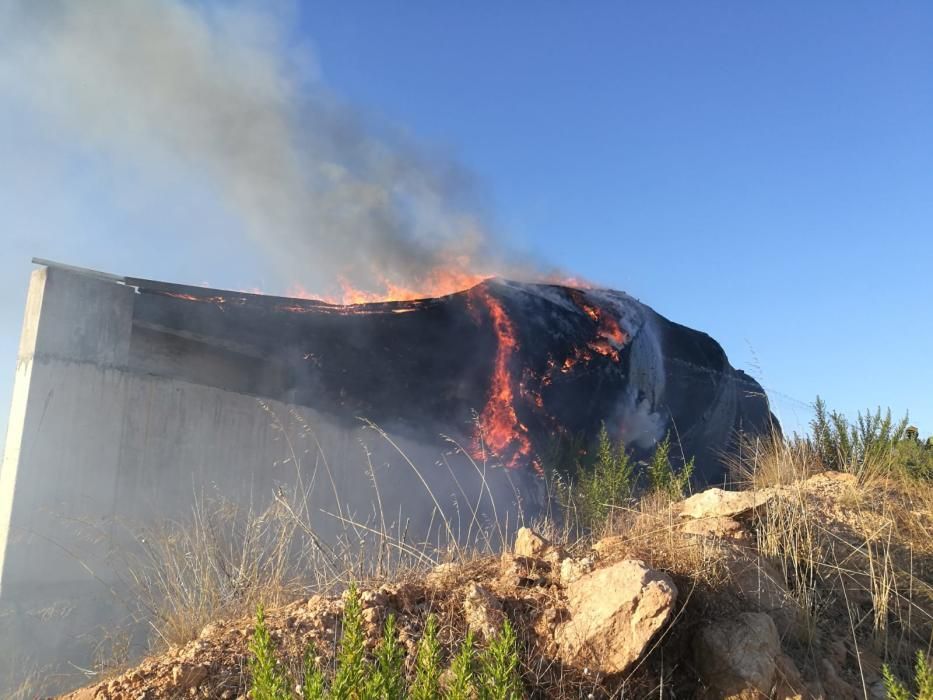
left=331, top=582, right=367, bottom=699
left=882, top=651, right=933, bottom=700
left=478, top=619, right=523, bottom=700
left=809, top=396, right=933, bottom=481
left=248, top=604, right=290, bottom=700
left=647, top=434, right=694, bottom=498
left=896, top=434, right=933, bottom=482
left=445, top=630, right=476, bottom=700
left=301, top=645, right=326, bottom=700
left=368, top=613, right=406, bottom=699
left=575, top=423, right=634, bottom=525
left=811, top=397, right=910, bottom=473
left=410, top=614, right=442, bottom=700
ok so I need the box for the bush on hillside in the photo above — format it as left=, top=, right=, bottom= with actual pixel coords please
left=646, top=433, right=694, bottom=499
left=882, top=650, right=933, bottom=700
left=552, top=425, right=696, bottom=528
left=248, top=586, right=523, bottom=699
left=810, top=396, right=932, bottom=480
left=573, top=423, right=635, bottom=525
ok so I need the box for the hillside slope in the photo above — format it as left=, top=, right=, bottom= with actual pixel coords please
left=60, top=469, right=932, bottom=699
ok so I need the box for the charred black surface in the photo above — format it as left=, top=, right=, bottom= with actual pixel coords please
left=125, top=276, right=777, bottom=484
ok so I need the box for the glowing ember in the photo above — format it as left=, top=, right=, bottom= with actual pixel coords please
left=162, top=291, right=229, bottom=304
left=470, top=286, right=535, bottom=469
left=520, top=368, right=545, bottom=409
left=158, top=291, right=237, bottom=309
left=572, top=296, right=628, bottom=362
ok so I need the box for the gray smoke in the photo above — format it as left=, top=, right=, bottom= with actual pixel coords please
left=0, top=0, right=512, bottom=296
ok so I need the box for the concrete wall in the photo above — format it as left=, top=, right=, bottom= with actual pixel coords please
left=0, top=265, right=522, bottom=695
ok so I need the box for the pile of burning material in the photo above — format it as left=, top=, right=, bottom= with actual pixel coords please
left=138, top=275, right=777, bottom=484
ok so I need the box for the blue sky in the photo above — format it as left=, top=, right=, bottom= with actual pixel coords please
left=0, top=1, right=931, bottom=438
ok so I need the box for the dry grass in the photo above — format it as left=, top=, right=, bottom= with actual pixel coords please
left=729, top=431, right=820, bottom=490
left=125, top=411, right=531, bottom=650
left=742, top=437, right=933, bottom=691
left=103, top=419, right=933, bottom=698
left=599, top=491, right=731, bottom=587
left=128, top=497, right=321, bottom=646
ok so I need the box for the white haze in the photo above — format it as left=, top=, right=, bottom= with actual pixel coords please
left=0, top=0, right=516, bottom=295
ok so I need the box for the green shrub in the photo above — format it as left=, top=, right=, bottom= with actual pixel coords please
left=331, top=582, right=367, bottom=699
left=478, top=618, right=523, bottom=700
left=410, top=614, right=442, bottom=700
left=575, top=423, right=634, bottom=525
left=810, top=396, right=933, bottom=481
left=368, top=613, right=406, bottom=699
left=247, top=599, right=530, bottom=699
left=445, top=630, right=476, bottom=700
left=883, top=651, right=933, bottom=700
left=647, top=434, right=694, bottom=499
left=248, top=604, right=290, bottom=700
left=811, top=397, right=909, bottom=472
left=301, top=646, right=326, bottom=700
left=896, top=436, right=933, bottom=482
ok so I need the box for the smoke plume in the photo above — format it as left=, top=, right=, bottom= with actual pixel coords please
left=0, top=0, right=513, bottom=298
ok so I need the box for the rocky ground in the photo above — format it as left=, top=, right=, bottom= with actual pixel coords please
left=59, top=471, right=933, bottom=699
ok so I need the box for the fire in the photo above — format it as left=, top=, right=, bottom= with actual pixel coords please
left=572, top=297, right=628, bottom=362
left=599, top=312, right=627, bottom=347
left=520, top=367, right=545, bottom=409
left=528, top=293, right=630, bottom=400
left=470, top=286, right=535, bottom=469
left=152, top=272, right=632, bottom=478
left=289, top=268, right=490, bottom=306
left=158, top=290, right=237, bottom=310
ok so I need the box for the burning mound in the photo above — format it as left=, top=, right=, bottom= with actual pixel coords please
left=140, top=276, right=776, bottom=482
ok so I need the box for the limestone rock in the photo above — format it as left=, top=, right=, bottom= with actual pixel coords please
left=462, top=583, right=504, bottom=640
left=694, top=612, right=780, bottom=699
left=379, top=582, right=425, bottom=613
left=559, top=556, right=593, bottom=586
left=170, top=662, right=209, bottom=689
left=554, top=559, right=677, bottom=675
left=498, top=552, right=547, bottom=588
left=425, top=562, right=460, bottom=586
left=680, top=488, right=773, bottom=520
left=680, top=515, right=747, bottom=541
left=513, top=526, right=563, bottom=561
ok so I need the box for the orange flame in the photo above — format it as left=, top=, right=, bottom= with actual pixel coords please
left=470, top=286, right=535, bottom=469
left=289, top=268, right=490, bottom=306
left=154, top=273, right=636, bottom=478
left=573, top=298, right=628, bottom=361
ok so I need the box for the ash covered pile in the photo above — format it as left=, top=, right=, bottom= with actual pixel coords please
left=140, top=275, right=776, bottom=483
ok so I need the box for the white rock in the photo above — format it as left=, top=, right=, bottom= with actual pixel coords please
left=555, top=559, right=677, bottom=675
left=679, top=488, right=773, bottom=520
